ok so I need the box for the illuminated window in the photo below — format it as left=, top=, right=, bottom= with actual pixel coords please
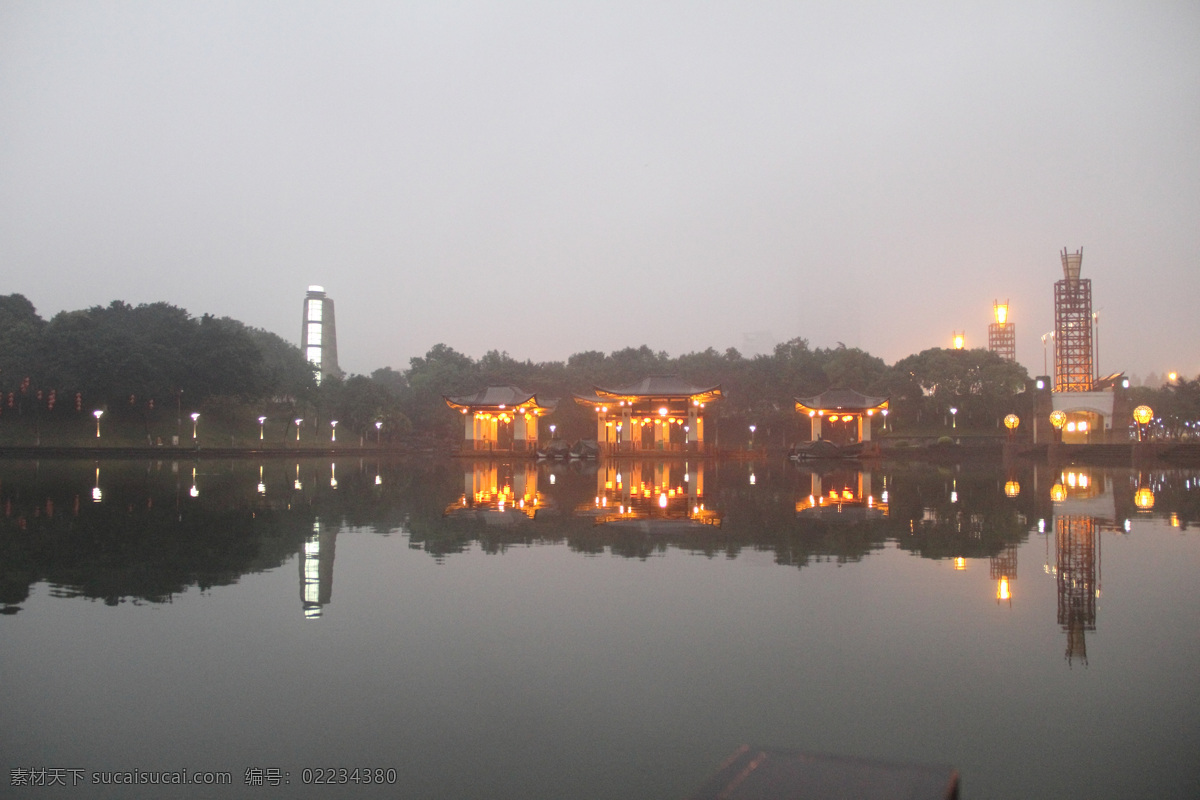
left=307, top=299, right=323, bottom=322
left=307, top=322, right=322, bottom=346
left=307, top=346, right=322, bottom=366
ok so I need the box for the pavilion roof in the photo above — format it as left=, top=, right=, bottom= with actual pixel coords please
left=795, top=388, right=888, bottom=414
left=579, top=376, right=723, bottom=405
left=444, top=385, right=558, bottom=412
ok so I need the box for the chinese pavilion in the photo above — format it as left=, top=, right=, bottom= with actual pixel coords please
left=794, top=388, right=888, bottom=444
left=444, top=386, right=557, bottom=453
left=574, top=376, right=722, bottom=454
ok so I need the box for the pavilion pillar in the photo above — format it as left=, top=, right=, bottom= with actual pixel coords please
left=464, top=414, right=475, bottom=449
left=812, top=415, right=822, bottom=442
left=596, top=411, right=607, bottom=445
left=694, top=416, right=704, bottom=447
left=622, top=409, right=632, bottom=452
left=861, top=414, right=872, bottom=442
left=514, top=413, right=528, bottom=449
left=653, top=418, right=665, bottom=449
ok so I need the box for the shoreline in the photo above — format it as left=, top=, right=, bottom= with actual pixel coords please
left=1, top=441, right=1197, bottom=464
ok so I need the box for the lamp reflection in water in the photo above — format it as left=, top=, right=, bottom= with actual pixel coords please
left=92, top=465, right=102, bottom=502
left=257, top=464, right=266, bottom=495
left=189, top=466, right=198, bottom=498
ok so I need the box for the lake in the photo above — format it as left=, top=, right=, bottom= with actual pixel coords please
left=2, top=455, right=1197, bottom=799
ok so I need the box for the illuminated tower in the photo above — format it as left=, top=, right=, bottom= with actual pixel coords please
left=1053, top=249, right=1093, bottom=392
left=988, top=300, right=1016, bottom=362
left=301, top=286, right=340, bottom=385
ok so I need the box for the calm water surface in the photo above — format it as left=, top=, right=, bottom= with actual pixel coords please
left=2, top=456, right=1198, bottom=799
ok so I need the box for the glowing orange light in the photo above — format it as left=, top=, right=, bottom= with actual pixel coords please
left=1134, top=487, right=1155, bottom=510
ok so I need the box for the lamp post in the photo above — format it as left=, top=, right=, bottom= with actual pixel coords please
left=615, top=422, right=622, bottom=450
left=1004, top=413, right=1020, bottom=441
left=1049, top=410, right=1067, bottom=442
left=1041, top=332, right=1054, bottom=381
left=881, top=408, right=889, bottom=431
left=190, top=412, right=200, bottom=440
left=258, top=416, right=266, bottom=441
left=949, top=407, right=957, bottom=429
left=295, top=418, right=303, bottom=442
left=749, top=424, right=756, bottom=450
left=1133, top=405, right=1153, bottom=442
left=93, top=409, right=103, bottom=438
left=375, top=420, right=382, bottom=445
left=549, top=424, right=557, bottom=439
left=330, top=420, right=338, bottom=442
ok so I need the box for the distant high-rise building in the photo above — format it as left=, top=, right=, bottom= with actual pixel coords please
left=1054, top=249, right=1093, bottom=392
left=988, top=300, right=1016, bottom=362
left=301, top=285, right=340, bottom=384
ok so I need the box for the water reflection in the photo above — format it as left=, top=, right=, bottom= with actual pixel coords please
left=1, top=456, right=1197, bottom=667
left=586, top=460, right=721, bottom=531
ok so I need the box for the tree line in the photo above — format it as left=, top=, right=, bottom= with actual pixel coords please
left=3, top=293, right=1191, bottom=445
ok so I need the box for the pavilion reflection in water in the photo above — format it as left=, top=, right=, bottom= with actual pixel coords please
left=444, top=460, right=545, bottom=522
left=793, top=467, right=888, bottom=521
left=585, top=460, right=722, bottom=530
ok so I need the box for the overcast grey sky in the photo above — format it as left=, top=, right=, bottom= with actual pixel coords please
left=2, top=1, right=1197, bottom=381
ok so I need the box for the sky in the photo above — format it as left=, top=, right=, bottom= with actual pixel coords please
left=2, top=1, right=1197, bottom=382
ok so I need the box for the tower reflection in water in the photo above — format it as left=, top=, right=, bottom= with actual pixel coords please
left=300, top=519, right=337, bottom=619
left=1046, top=467, right=1116, bottom=667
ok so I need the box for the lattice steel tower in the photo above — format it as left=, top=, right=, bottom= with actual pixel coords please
left=1054, top=248, right=1093, bottom=392
left=988, top=300, right=1016, bottom=362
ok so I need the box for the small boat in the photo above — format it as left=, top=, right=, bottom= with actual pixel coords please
left=788, top=440, right=865, bottom=460
left=569, top=439, right=601, bottom=460
left=536, top=439, right=571, bottom=460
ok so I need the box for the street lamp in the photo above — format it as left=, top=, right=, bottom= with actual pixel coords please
left=1133, top=405, right=1153, bottom=442
left=258, top=416, right=267, bottom=440
left=949, top=407, right=957, bottom=429
left=749, top=424, right=756, bottom=450
left=295, top=418, right=303, bottom=441
left=330, top=420, right=338, bottom=442
left=375, top=420, right=383, bottom=444
left=1004, top=413, right=1019, bottom=441
left=93, top=409, right=103, bottom=438
left=549, top=424, right=557, bottom=438
left=190, top=412, right=200, bottom=440
left=615, top=422, right=622, bottom=448
left=881, top=408, right=889, bottom=431
left=1049, top=410, right=1067, bottom=442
